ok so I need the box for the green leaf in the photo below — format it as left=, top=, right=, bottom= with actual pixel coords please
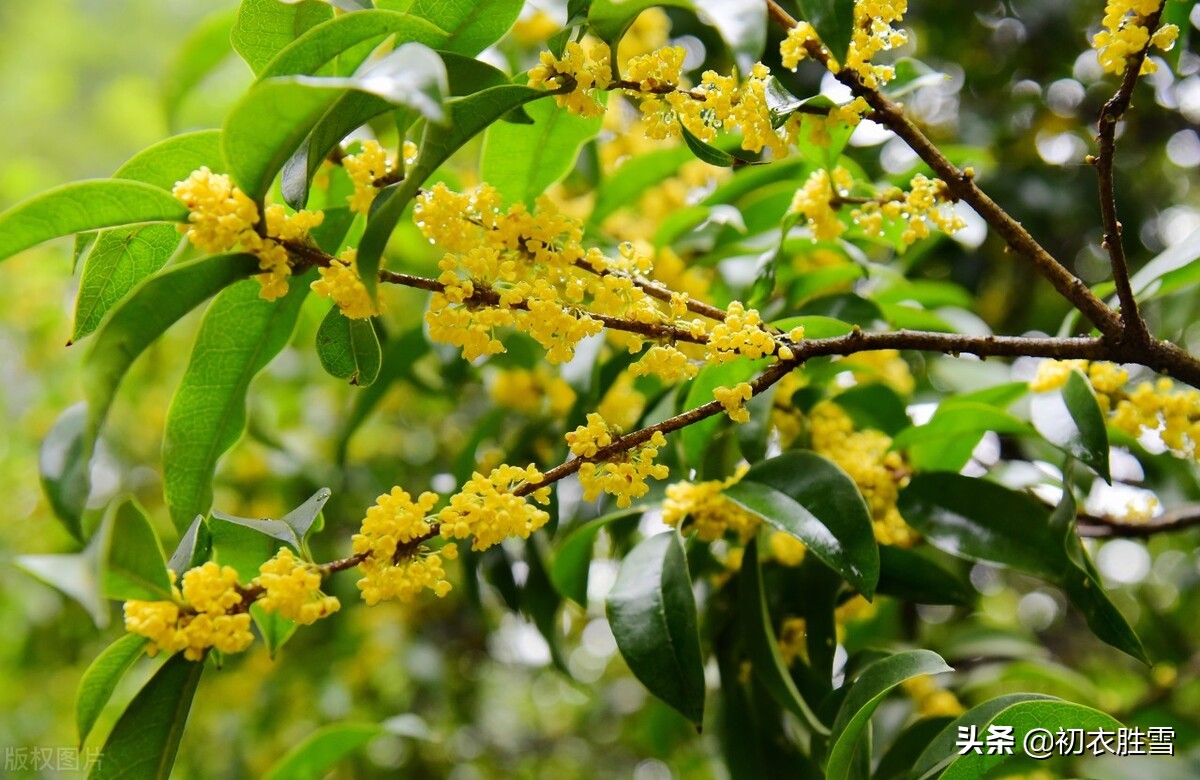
left=111, top=130, right=226, bottom=190
left=1031, top=369, right=1111, bottom=482
left=398, top=0, right=524, bottom=55
left=874, top=716, right=956, bottom=780
left=103, top=499, right=173, bottom=602
left=892, top=402, right=1035, bottom=472
left=39, top=403, right=91, bottom=542
left=588, top=0, right=693, bottom=43
left=680, top=358, right=766, bottom=468
left=89, top=654, right=204, bottom=780
left=939, top=699, right=1124, bottom=779
left=259, top=9, right=448, bottom=80
left=898, top=473, right=1063, bottom=578
left=728, top=451, right=879, bottom=598
left=76, top=633, right=148, bottom=747
left=795, top=104, right=854, bottom=172
left=281, top=488, right=332, bottom=542
left=211, top=509, right=302, bottom=548
left=210, top=517, right=280, bottom=582
left=164, top=7, right=238, bottom=127
left=264, top=723, right=384, bottom=780
left=679, top=124, right=747, bottom=168
left=826, top=650, right=952, bottom=780
left=549, top=508, right=643, bottom=606
left=168, top=516, right=210, bottom=575
left=72, top=226, right=182, bottom=342
left=481, top=98, right=603, bottom=206
left=876, top=545, right=971, bottom=605
left=910, top=693, right=1056, bottom=778
left=739, top=540, right=829, bottom=734
left=831, top=383, right=909, bottom=435
left=84, top=254, right=260, bottom=452
left=772, top=314, right=855, bottom=339
left=357, top=84, right=545, bottom=297
left=16, top=545, right=108, bottom=628
left=698, top=0, right=767, bottom=73
left=291, top=42, right=448, bottom=123
left=797, top=0, right=855, bottom=63
left=316, top=306, right=383, bottom=386
left=250, top=602, right=298, bottom=659
left=590, top=146, right=693, bottom=227
left=163, top=274, right=311, bottom=531
left=0, top=180, right=188, bottom=264
left=232, top=0, right=334, bottom=75
left=606, top=532, right=706, bottom=727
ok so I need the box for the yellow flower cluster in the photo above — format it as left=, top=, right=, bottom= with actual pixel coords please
left=790, top=168, right=856, bottom=241
left=809, top=400, right=917, bottom=547
left=255, top=547, right=340, bottom=625
left=662, top=468, right=759, bottom=541
left=780, top=0, right=909, bottom=89
left=714, top=381, right=754, bottom=423
left=311, top=248, right=381, bottom=319
left=342, top=140, right=416, bottom=215
left=569, top=414, right=669, bottom=507
left=123, top=563, right=254, bottom=661
left=490, top=366, right=576, bottom=417
left=352, top=488, right=456, bottom=605
left=172, top=167, right=325, bottom=301
left=1092, top=0, right=1178, bottom=75
left=902, top=674, right=965, bottom=717
left=529, top=41, right=614, bottom=118
left=706, top=301, right=778, bottom=363
left=414, top=183, right=694, bottom=364
left=1033, top=360, right=1199, bottom=461
left=630, top=344, right=699, bottom=383
left=852, top=174, right=966, bottom=246
left=837, top=349, right=915, bottom=396
left=438, top=464, right=552, bottom=551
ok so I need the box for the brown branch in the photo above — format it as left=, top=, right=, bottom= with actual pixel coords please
left=1092, top=2, right=1165, bottom=347
left=1076, top=502, right=1200, bottom=538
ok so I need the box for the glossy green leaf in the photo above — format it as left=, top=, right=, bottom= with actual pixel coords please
left=211, top=509, right=302, bottom=548
left=772, top=314, right=855, bottom=339
left=590, top=146, right=693, bottom=226
left=892, top=402, right=1035, bottom=472
left=251, top=602, right=298, bottom=659
left=264, top=723, right=383, bottom=780
left=291, top=42, right=448, bottom=123
left=394, top=0, right=524, bottom=55
left=588, top=0, right=693, bottom=43
left=728, top=451, right=878, bottom=598
left=826, top=650, right=952, bottom=780
left=232, top=0, right=334, bottom=75
left=549, top=508, right=642, bottom=606
left=910, top=693, right=1056, bottom=778
left=739, top=541, right=829, bottom=734
left=680, top=358, right=766, bottom=468
left=16, top=545, right=108, bottom=628
left=76, top=633, right=148, bottom=747
left=679, top=124, right=745, bottom=168
left=259, top=10, right=449, bottom=80
left=795, top=103, right=854, bottom=172
left=798, top=0, right=855, bottom=62
left=357, top=84, right=544, bottom=297
left=481, top=98, right=603, bottom=205
left=163, top=274, right=311, bottom=531
left=281, top=93, right=392, bottom=209
left=112, top=130, right=226, bottom=190
left=85, top=254, right=259, bottom=452
left=89, top=654, right=204, bottom=780
left=0, top=180, right=188, bottom=264
left=103, top=499, right=172, bottom=602
left=72, top=226, right=182, bottom=342
left=1031, top=369, right=1111, bottom=482
left=940, top=699, right=1124, bottom=779
left=316, top=306, right=383, bottom=386
left=281, top=488, right=333, bottom=542
left=831, top=383, right=910, bottom=436
left=168, top=516, right=210, bottom=575
left=164, top=7, right=238, bottom=126
left=606, top=532, right=705, bottom=727
left=874, top=715, right=956, bottom=780
left=210, top=517, right=281, bottom=582
left=876, top=545, right=971, bottom=605
left=39, top=403, right=91, bottom=541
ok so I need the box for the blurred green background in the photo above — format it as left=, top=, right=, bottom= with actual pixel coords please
left=1, top=1, right=1199, bottom=777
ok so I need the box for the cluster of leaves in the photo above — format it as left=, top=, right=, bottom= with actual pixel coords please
left=1, top=0, right=1199, bottom=778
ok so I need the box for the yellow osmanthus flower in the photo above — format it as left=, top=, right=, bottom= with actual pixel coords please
left=172, top=167, right=325, bottom=301
left=769, top=531, right=808, bottom=566
left=777, top=595, right=879, bottom=665
left=1030, top=359, right=1199, bottom=462
left=837, top=349, right=915, bottom=396
left=353, top=488, right=456, bottom=604
left=510, top=8, right=561, bottom=46
left=438, top=465, right=551, bottom=551
left=255, top=547, right=340, bottom=625
left=662, top=467, right=759, bottom=541
left=903, top=674, right=964, bottom=717
left=343, top=140, right=416, bottom=215
left=852, top=174, right=965, bottom=246
left=123, top=563, right=255, bottom=661
left=707, top=301, right=777, bottom=364
left=616, top=8, right=671, bottom=67
left=529, top=40, right=613, bottom=118
left=311, top=249, right=381, bottom=319
left=625, top=45, right=686, bottom=91
left=809, top=400, right=917, bottom=547
left=490, top=367, right=576, bottom=417
left=1093, top=0, right=1178, bottom=76
left=630, top=344, right=699, bottom=383
left=714, top=381, right=754, bottom=423
left=780, top=1, right=909, bottom=89
left=790, top=167, right=855, bottom=241
left=569, top=414, right=669, bottom=507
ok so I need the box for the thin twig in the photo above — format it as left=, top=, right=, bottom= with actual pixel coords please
left=1076, top=503, right=1200, bottom=538
left=1091, top=2, right=1165, bottom=347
